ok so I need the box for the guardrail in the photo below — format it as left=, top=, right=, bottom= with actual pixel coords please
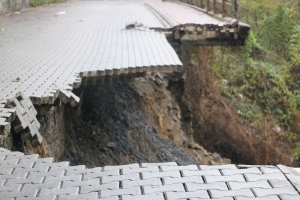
left=177, top=0, right=238, bottom=19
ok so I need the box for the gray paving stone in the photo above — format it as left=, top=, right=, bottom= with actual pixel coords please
left=253, top=187, right=298, bottom=197
left=141, top=162, right=177, bottom=167
left=58, top=192, right=98, bottom=200
left=101, top=187, right=141, bottom=198
left=260, top=167, right=281, bottom=174
left=0, top=189, right=38, bottom=198
left=98, top=196, right=118, bottom=200
left=123, top=177, right=162, bottom=188
left=238, top=165, right=277, bottom=169
left=102, top=173, right=139, bottom=184
left=221, top=168, right=262, bottom=175
left=0, top=162, right=34, bottom=169
left=80, top=182, right=119, bottom=194
left=47, top=161, right=70, bottom=171
left=189, top=198, right=234, bottom=200
left=245, top=173, right=287, bottom=182
left=5, top=176, right=44, bottom=186
left=268, top=180, right=294, bottom=188
left=5, top=154, right=39, bottom=160
left=205, top=174, right=246, bottom=183
left=0, top=167, right=13, bottom=175
left=166, top=190, right=210, bottom=199
left=83, top=169, right=119, bottom=180
left=186, top=182, right=228, bottom=191
left=22, top=181, right=61, bottom=191
left=39, top=187, right=79, bottom=197
left=285, top=174, right=300, bottom=192
left=104, top=163, right=139, bottom=171
left=17, top=196, right=57, bottom=200
left=27, top=171, right=65, bottom=180
left=64, top=165, right=86, bottom=176
left=62, top=178, right=98, bottom=189
left=28, top=158, right=53, bottom=165
left=164, top=176, right=204, bottom=185
left=278, top=165, right=297, bottom=174
left=44, top=174, right=82, bottom=183
left=280, top=194, right=300, bottom=200
left=0, top=158, right=20, bottom=165
left=182, top=169, right=221, bottom=177
left=161, top=165, right=198, bottom=172
left=122, top=166, right=159, bottom=175
left=235, top=196, right=280, bottom=200
left=210, top=188, right=255, bottom=198
left=13, top=165, right=49, bottom=174
left=122, top=193, right=165, bottom=200
left=0, top=150, right=22, bottom=156
left=228, top=180, right=271, bottom=190
left=144, top=183, right=185, bottom=194
left=142, top=171, right=181, bottom=179
left=191, top=198, right=234, bottom=200
left=0, top=184, right=22, bottom=192
left=200, top=164, right=237, bottom=170
left=0, top=179, right=6, bottom=186
left=0, top=172, right=28, bottom=180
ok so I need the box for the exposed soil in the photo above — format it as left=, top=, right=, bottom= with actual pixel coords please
left=59, top=73, right=230, bottom=167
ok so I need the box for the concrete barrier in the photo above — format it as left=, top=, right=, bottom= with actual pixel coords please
left=0, top=0, right=28, bottom=15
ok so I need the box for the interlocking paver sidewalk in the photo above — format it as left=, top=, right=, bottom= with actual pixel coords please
left=0, top=0, right=193, bottom=143
left=0, top=0, right=238, bottom=146
left=0, top=0, right=182, bottom=104
left=1, top=147, right=300, bottom=199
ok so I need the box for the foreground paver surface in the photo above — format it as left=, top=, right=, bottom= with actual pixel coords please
left=0, top=148, right=300, bottom=199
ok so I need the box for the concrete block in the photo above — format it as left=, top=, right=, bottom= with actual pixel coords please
left=80, top=182, right=119, bottom=194
left=253, top=187, right=298, bottom=197
left=123, top=177, right=161, bottom=189
left=222, top=168, right=262, bottom=175
left=186, top=182, right=228, bottom=191
left=236, top=196, right=280, bottom=200
left=205, top=174, right=245, bottom=183
left=200, top=164, right=237, bottom=170
left=144, top=183, right=185, bottom=194
left=182, top=169, right=221, bottom=177
left=228, top=180, right=272, bottom=190
left=164, top=176, right=204, bottom=185
left=142, top=171, right=181, bottom=180
left=39, top=187, right=79, bottom=197
left=210, top=189, right=255, bottom=198
left=166, top=190, right=210, bottom=200
left=101, top=187, right=141, bottom=198
left=122, top=193, right=165, bottom=200
left=58, top=192, right=98, bottom=200
left=102, top=173, right=139, bottom=184
left=245, top=173, right=287, bottom=182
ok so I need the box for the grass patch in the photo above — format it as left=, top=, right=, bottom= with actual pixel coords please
left=29, top=0, right=66, bottom=7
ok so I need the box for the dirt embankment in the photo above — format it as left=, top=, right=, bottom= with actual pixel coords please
left=59, top=73, right=229, bottom=167
left=9, top=72, right=229, bottom=167
left=185, top=46, right=295, bottom=166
